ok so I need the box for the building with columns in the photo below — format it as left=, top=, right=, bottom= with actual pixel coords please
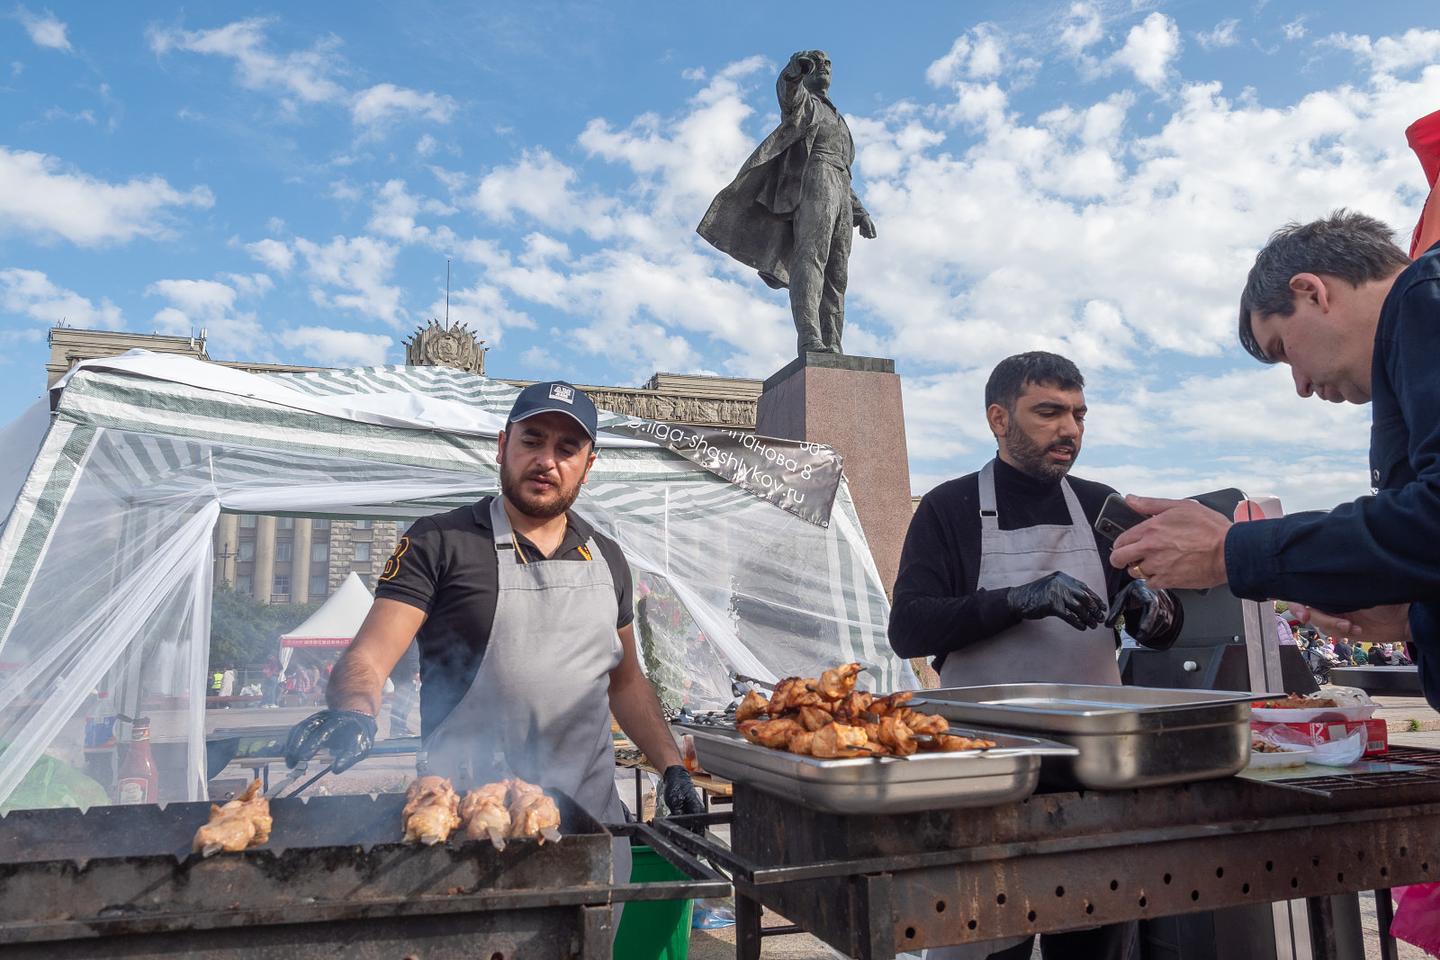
left=45, top=324, right=760, bottom=604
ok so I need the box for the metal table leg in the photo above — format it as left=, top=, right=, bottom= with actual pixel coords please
left=737, top=892, right=763, bottom=960
left=1375, top=889, right=1399, bottom=960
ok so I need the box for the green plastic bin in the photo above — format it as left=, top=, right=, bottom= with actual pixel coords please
left=613, top=844, right=694, bottom=960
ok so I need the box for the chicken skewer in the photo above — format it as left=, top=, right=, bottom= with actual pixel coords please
left=402, top=775, right=462, bottom=845
left=193, top=779, right=272, bottom=857
left=506, top=778, right=562, bottom=844
left=459, top=782, right=511, bottom=850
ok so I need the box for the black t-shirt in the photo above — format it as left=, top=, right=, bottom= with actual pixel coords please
left=375, top=496, right=634, bottom=738
left=889, top=458, right=1144, bottom=671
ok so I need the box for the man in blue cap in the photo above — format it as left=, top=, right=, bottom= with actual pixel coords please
left=285, top=381, right=704, bottom=852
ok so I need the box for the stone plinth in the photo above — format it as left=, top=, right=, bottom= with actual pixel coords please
left=756, top=353, right=912, bottom=592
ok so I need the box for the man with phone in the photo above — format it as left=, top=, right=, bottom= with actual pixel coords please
left=890, top=351, right=1181, bottom=960
left=1107, top=211, right=1440, bottom=711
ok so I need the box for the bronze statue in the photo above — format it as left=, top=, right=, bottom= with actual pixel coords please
left=698, top=50, right=877, bottom=357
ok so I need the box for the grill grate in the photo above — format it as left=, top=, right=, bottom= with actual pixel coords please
left=1257, top=745, right=1440, bottom=797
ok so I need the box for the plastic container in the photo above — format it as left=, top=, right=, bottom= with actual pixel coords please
left=614, top=845, right=693, bottom=960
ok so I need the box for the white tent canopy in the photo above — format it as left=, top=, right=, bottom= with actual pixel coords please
left=0, top=352, right=911, bottom=810
left=280, top=572, right=374, bottom=649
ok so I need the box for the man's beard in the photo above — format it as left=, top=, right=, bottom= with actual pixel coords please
left=500, top=457, right=584, bottom=519
left=1005, top=424, right=1078, bottom=482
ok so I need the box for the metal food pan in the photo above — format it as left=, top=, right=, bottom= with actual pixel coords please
left=685, top=725, right=1077, bottom=815
left=916, top=684, right=1262, bottom=789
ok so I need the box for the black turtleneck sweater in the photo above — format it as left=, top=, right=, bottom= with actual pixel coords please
left=889, top=458, right=1155, bottom=671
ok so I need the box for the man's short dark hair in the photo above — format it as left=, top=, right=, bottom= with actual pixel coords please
left=984, top=352, right=1085, bottom=412
left=1237, top=209, right=1411, bottom=363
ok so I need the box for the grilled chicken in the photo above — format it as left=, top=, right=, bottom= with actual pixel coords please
left=808, top=721, right=874, bottom=759
left=402, top=776, right=461, bottom=845
left=833, top=690, right=875, bottom=723
left=740, top=717, right=805, bottom=749
left=508, top=785, right=562, bottom=844
left=460, top=783, right=512, bottom=849
left=731, top=663, right=965, bottom=759
left=816, top=662, right=864, bottom=699
left=869, top=691, right=914, bottom=717
left=896, top=707, right=949, bottom=737
left=933, top=734, right=997, bottom=752
left=796, top=705, right=834, bottom=732
left=735, top=689, right=769, bottom=722
left=877, top=714, right=919, bottom=757
left=766, top=677, right=825, bottom=714
left=193, top=779, right=272, bottom=856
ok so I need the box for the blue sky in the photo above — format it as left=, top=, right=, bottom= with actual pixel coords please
left=1, top=1, right=1437, bottom=512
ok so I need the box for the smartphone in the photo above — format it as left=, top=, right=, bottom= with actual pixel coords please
left=1094, top=492, right=1147, bottom=543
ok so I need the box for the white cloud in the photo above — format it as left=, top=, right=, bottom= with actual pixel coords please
left=1282, top=18, right=1307, bottom=42
left=1326, top=28, right=1440, bottom=76
left=244, top=237, right=294, bottom=273
left=416, top=133, right=438, bottom=157
left=1108, top=12, right=1181, bottom=89
left=926, top=27, right=1005, bottom=88
left=1059, top=2, right=1104, bottom=58
left=367, top=179, right=453, bottom=244
left=0, top=147, right=212, bottom=246
left=469, top=149, right=616, bottom=236
left=148, top=18, right=345, bottom=107
left=149, top=18, right=455, bottom=132
left=1196, top=19, right=1240, bottom=51
left=351, top=83, right=455, bottom=127
left=294, top=234, right=404, bottom=326
left=146, top=278, right=237, bottom=319
left=278, top=326, right=392, bottom=367
left=0, top=268, right=121, bottom=329
left=145, top=275, right=266, bottom=355
left=16, top=6, right=70, bottom=52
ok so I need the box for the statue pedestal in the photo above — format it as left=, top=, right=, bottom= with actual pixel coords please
left=755, top=353, right=912, bottom=593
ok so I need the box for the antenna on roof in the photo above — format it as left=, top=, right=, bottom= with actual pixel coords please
left=445, top=257, right=452, bottom=329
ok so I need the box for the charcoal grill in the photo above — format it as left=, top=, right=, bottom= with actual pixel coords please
left=653, top=747, right=1440, bottom=960
left=0, top=789, right=727, bottom=959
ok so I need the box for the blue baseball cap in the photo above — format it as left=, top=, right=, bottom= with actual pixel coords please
left=506, top=381, right=599, bottom=443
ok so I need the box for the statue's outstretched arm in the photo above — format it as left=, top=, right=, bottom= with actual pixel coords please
left=777, top=52, right=811, bottom=113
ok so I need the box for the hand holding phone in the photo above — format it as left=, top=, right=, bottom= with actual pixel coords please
left=1094, top=492, right=1147, bottom=544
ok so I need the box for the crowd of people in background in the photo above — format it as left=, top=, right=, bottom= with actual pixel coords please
left=1277, top=603, right=1413, bottom=682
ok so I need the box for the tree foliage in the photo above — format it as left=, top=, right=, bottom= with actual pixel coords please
left=209, top=587, right=323, bottom=669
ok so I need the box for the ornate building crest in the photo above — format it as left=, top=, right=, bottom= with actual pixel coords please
left=404, top=320, right=487, bottom=374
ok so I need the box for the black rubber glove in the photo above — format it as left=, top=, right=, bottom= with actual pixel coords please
left=1006, top=571, right=1106, bottom=630
left=1107, top=580, right=1182, bottom=650
left=283, top=709, right=377, bottom=773
left=661, top=765, right=706, bottom=816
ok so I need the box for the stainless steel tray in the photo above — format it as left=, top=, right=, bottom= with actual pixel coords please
left=916, top=684, right=1265, bottom=790
left=684, top=724, right=1077, bottom=815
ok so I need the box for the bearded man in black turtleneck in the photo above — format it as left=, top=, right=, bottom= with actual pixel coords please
left=889, top=352, right=1182, bottom=960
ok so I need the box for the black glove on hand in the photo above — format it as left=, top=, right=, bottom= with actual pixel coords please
left=661, top=765, right=706, bottom=816
left=1006, top=571, right=1107, bottom=630
left=1107, top=580, right=1181, bottom=650
left=283, top=709, right=377, bottom=773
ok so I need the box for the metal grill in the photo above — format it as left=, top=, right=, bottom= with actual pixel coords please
left=0, top=790, right=728, bottom=960
left=1253, top=745, right=1440, bottom=798
left=655, top=752, right=1440, bottom=960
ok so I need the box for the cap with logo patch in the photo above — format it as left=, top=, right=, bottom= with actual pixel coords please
left=506, top=380, right=599, bottom=443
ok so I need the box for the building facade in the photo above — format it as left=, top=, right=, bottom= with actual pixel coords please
left=47, top=324, right=760, bottom=604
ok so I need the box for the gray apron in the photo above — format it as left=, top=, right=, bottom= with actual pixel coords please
left=420, top=497, right=632, bottom=907
left=939, top=459, right=1120, bottom=690
left=928, top=461, right=1118, bottom=960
